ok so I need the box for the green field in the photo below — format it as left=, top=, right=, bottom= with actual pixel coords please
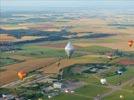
left=0, top=52, right=21, bottom=67
left=106, top=66, right=134, bottom=85
left=52, top=93, right=91, bottom=100
left=75, top=84, right=110, bottom=97
left=0, top=41, right=134, bottom=100
left=13, top=45, right=84, bottom=58
left=80, top=45, right=113, bottom=55
left=103, top=90, right=134, bottom=100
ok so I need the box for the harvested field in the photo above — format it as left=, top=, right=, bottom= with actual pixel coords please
left=9, top=55, right=35, bottom=61
left=20, top=36, right=43, bottom=41
left=92, top=42, right=134, bottom=51
left=39, top=43, right=81, bottom=49
left=40, top=55, right=106, bottom=74
left=118, top=59, right=134, bottom=65
left=0, top=26, right=28, bottom=30
left=0, top=54, right=105, bottom=86
left=0, top=34, right=16, bottom=42
left=0, top=58, right=57, bottom=86
left=67, top=18, right=134, bottom=35
left=40, top=59, right=76, bottom=74
left=0, top=34, right=44, bottom=42
left=74, top=41, right=134, bottom=52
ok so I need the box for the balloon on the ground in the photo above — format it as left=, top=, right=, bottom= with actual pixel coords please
left=120, top=95, right=124, bottom=99
left=100, top=78, right=107, bottom=85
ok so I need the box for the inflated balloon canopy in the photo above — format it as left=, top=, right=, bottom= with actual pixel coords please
left=17, top=71, right=27, bottom=80
left=100, top=78, right=107, bottom=85
left=65, top=41, right=75, bottom=58
left=128, top=40, right=133, bottom=47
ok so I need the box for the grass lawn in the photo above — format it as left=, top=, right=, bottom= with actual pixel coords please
left=122, top=82, right=134, bottom=92
left=103, top=90, right=134, bottom=100
left=74, top=38, right=119, bottom=43
left=75, top=84, right=110, bottom=97
left=75, top=54, right=109, bottom=64
left=106, top=67, right=134, bottom=85
left=15, top=45, right=66, bottom=58
left=51, top=93, right=91, bottom=100
left=14, top=45, right=83, bottom=58
left=63, top=73, right=100, bottom=85
left=0, top=58, right=20, bottom=67
left=0, top=52, right=21, bottom=67
left=80, top=46, right=113, bottom=55
left=79, top=74, right=101, bottom=85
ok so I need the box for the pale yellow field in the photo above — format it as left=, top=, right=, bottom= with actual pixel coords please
left=20, top=36, right=43, bottom=40
left=0, top=26, right=28, bottom=30
left=0, top=34, right=16, bottom=42
left=0, top=34, right=43, bottom=42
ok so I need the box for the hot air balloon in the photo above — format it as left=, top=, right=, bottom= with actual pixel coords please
left=65, top=42, right=75, bottom=59
left=106, top=53, right=113, bottom=60
left=120, top=95, right=124, bottom=99
left=128, top=40, right=133, bottom=47
left=100, top=78, right=107, bottom=85
left=17, top=71, right=27, bottom=80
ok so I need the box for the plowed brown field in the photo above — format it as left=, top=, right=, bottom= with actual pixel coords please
left=118, top=59, right=134, bottom=65
left=0, top=58, right=57, bottom=86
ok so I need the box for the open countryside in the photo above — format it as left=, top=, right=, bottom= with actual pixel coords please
left=0, top=0, right=134, bottom=100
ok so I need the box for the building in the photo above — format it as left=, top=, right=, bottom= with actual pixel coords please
left=53, top=82, right=62, bottom=89
left=42, top=86, right=54, bottom=93
left=1, top=94, right=16, bottom=100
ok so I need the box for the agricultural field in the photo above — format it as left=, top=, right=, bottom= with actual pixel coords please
left=0, top=1, right=134, bottom=100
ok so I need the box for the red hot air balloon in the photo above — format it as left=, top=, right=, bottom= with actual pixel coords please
left=128, top=40, right=133, bottom=47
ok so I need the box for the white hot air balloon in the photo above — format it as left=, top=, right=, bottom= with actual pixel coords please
left=65, top=42, right=75, bottom=59
left=100, top=78, right=107, bottom=85
left=120, top=95, right=124, bottom=99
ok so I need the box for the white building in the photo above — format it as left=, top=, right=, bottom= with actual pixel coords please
left=43, top=86, right=54, bottom=93
left=2, top=94, right=15, bottom=100
left=53, top=82, right=62, bottom=89
left=117, top=70, right=123, bottom=75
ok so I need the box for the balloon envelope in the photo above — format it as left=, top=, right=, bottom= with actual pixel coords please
left=128, top=40, right=133, bottom=47
left=100, top=78, right=107, bottom=85
left=120, top=95, right=124, bottom=99
left=17, top=71, right=27, bottom=80
left=65, top=42, right=74, bottom=58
